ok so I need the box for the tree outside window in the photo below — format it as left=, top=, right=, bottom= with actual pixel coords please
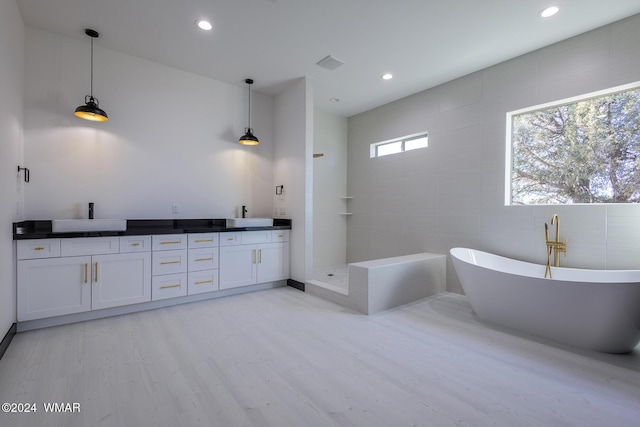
left=508, top=84, right=640, bottom=204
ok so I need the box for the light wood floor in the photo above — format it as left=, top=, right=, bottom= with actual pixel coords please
left=1, top=287, right=639, bottom=427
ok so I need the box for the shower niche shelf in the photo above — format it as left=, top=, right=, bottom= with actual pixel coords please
left=340, top=196, right=353, bottom=215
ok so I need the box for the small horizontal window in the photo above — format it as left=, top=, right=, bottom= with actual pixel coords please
left=370, top=133, right=428, bottom=158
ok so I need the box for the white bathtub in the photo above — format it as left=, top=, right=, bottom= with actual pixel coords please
left=450, top=247, right=640, bottom=353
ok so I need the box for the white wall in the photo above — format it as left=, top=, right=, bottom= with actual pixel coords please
left=313, top=110, right=348, bottom=271
left=273, top=78, right=313, bottom=282
left=24, top=28, right=275, bottom=221
left=0, top=0, right=24, bottom=334
left=347, top=14, right=640, bottom=293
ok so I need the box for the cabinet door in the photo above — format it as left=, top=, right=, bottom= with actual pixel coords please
left=17, top=256, right=91, bottom=321
left=257, top=242, right=289, bottom=283
left=92, top=253, right=151, bottom=310
left=219, top=245, right=257, bottom=289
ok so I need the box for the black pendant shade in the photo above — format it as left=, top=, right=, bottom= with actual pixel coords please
left=74, top=29, right=108, bottom=122
left=239, top=128, right=259, bottom=146
left=239, top=79, right=258, bottom=145
left=75, top=95, right=108, bottom=122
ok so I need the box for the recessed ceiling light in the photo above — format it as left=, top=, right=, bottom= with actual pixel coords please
left=196, top=19, right=213, bottom=31
left=382, top=73, right=393, bottom=80
left=539, top=6, right=559, bottom=18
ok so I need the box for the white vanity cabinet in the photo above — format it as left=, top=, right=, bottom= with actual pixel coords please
left=219, top=230, right=289, bottom=290
left=16, top=227, right=289, bottom=323
left=17, top=236, right=152, bottom=321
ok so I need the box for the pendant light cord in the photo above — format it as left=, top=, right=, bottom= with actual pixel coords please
left=247, top=82, right=251, bottom=129
left=90, top=36, right=94, bottom=99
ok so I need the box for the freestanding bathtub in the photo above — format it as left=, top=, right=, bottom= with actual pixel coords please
left=450, top=247, right=640, bottom=353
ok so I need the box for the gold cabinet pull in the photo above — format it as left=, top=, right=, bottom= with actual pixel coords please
left=195, top=239, right=213, bottom=243
left=252, top=249, right=256, bottom=264
left=195, top=280, right=213, bottom=285
left=160, top=241, right=181, bottom=245
left=160, top=284, right=181, bottom=290
left=94, top=262, right=98, bottom=282
left=258, top=249, right=262, bottom=264
left=34, top=247, right=45, bottom=251
left=160, top=260, right=181, bottom=265
left=277, top=234, right=283, bottom=238
left=84, top=263, right=88, bottom=284
left=131, top=243, right=140, bottom=247
left=227, top=237, right=235, bottom=241
left=195, top=257, right=214, bottom=262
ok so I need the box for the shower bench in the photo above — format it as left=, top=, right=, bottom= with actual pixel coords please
left=348, top=252, right=446, bottom=314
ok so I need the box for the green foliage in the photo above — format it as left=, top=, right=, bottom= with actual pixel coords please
left=511, top=87, right=640, bottom=204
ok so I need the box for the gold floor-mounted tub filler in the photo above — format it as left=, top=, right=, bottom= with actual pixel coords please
left=544, top=214, right=567, bottom=279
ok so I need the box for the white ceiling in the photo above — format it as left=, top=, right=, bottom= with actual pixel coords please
left=17, top=0, right=640, bottom=117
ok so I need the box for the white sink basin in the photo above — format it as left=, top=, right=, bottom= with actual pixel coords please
left=226, top=218, right=274, bottom=228
left=52, top=219, right=127, bottom=233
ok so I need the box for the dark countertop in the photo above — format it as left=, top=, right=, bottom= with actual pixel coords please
left=13, top=218, right=292, bottom=240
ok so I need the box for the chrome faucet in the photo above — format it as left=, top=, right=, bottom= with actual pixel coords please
left=544, top=214, right=567, bottom=278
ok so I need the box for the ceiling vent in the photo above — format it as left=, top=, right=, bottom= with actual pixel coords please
left=316, top=55, right=345, bottom=71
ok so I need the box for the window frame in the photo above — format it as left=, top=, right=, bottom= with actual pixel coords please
left=370, top=132, right=429, bottom=158
left=504, top=80, right=640, bottom=205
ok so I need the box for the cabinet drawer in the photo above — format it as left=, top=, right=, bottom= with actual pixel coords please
left=188, top=269, right=219, bottom=295
left=271, top=230, right=289, bottom=242
left=120, top=236, right=152, bottom=253
left=152, top=235, right=188, bottom=251
left=152, top=249, right=188, bottom=275
left=240, top=231, right=271, bottom=245
left=152, top=273, right=187, bottom=300
left=220, top=233, right=240, bottom=246
left=188, top=247, right=219, bottom=271
left=188, top=233, right=219, bottom=248
left=17, top=239, right=61, bottom=260
left=61, top=237, right=120, bottom=257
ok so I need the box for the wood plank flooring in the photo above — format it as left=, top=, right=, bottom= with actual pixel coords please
left=1, top=287, right=639, bottom=426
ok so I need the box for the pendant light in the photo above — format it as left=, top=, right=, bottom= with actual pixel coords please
left=239, top=79, right=259, bottom=145
left=74, top=29, right=108, bottom=122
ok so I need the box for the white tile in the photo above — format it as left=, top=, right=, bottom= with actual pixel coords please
left=438, top=72, right=483, bottom=112
left=482, top=53, right=538, bottom=99
left=606, top=245, right=640, bottom=269
left=606, top=215, right=640, bottom=248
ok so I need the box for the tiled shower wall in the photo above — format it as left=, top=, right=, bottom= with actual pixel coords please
left=347, top=14, right=640, bottom=293
left=313, top=110, right=348, bottom=271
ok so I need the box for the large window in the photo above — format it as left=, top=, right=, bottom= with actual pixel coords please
left=370, top=132, right=428, bottom=158
left=506, top=82, right=640, bottom=205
